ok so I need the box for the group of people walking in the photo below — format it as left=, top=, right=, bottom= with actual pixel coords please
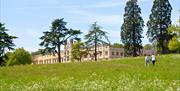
left=145, top=54, right=156, bottom=66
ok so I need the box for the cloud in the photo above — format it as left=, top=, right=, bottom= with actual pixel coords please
left=85, top=1, right=125, bottom=9
left=85, top=0, right=149, bottom=9
left=102, top=29, right=121, bottom=44
left=66, top=7, right=122, bottom=25
left=89, top=15, right=122, bottom=25
left=7, top=27, right=43, bottom=52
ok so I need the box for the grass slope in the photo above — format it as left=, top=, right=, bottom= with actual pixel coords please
left=0, top=54, right=179, bottom=91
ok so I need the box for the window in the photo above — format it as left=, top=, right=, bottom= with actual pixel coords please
left=112, top=52, right=114, bottom=55
left=67, top=51, right=69, bottom=55
left=84, top=55, right=87, bottom=58
left=105, top=51, right=108, bottom=56
left=116, top=52, right=119, bottom=56
left=99, top=51, right=102, bottom=56
left=67, top=56, right=69, bottom=61
left=121, top=53, right=123, bottom=56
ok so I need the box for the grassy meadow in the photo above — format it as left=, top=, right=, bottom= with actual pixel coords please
left=0, top=54, right=179, bottom=91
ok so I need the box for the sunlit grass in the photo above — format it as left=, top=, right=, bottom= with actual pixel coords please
left=0, top=54, right=179, bottom=91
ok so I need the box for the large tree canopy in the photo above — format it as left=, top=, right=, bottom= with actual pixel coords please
left=121, top=0, right=144, bottom=57
left=85, top=22, right=110, bottom=61
left=147, top=0, right=172, bottom=54
left=0, top=23, right=17, bottom=65
left=40, top=18, right=81, bottom=62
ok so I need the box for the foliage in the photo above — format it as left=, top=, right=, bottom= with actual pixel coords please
left=85, top=22, right=110, bottom=61
left=168, top=24, right=180, bottom=39
left=167, top=19, right=180, bottom=53
left=143, top=44, right=153, bottom=50
left=40, top=18, right=81, bottom=62
left=0, top=52, right=11, bottom=66
left=147, top=0, right=172, bottom=54
left=0, top=54, right=179, bottom=90
left=168, top=37, right=180, bottom=52
left=71, top=41, right=88, bottom=62
left=0, top=23, right=17, bottom=65
left=111, top=43, right=123, bottom=48
left=121, top=0, right=144, bottom=57
left=5, top=48, right=32, bottom=66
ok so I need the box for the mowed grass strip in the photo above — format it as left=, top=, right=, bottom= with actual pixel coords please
left=0, top=54, right=179, bottom=91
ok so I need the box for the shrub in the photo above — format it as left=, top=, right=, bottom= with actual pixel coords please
left=6, top=48, right=32, bottom=66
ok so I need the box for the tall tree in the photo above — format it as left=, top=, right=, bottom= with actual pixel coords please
left=121, top=0, right=144, bottom=57
left=147, top=0, right=172, bottom=54
left=85, top=22, right=110, bottom=61
left=0, top=23, right=17, bottom=65
left=40, top=18, right=81, bottom=63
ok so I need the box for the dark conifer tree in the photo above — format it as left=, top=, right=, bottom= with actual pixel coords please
left=0, top=23, right=17, bottom=65
left=40, top=18, right=81, bottom=63
left=121, top=0, right=144, bottom=57
left=85, top=22, right=110, bottom=61
left=147, top=0, right=172, bottom=54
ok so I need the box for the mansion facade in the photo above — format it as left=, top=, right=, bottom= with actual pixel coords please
left=32, top=40, right=154, bottom=64
left=32, top=40, right=125, bottom=64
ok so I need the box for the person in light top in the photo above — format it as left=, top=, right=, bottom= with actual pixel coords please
left=145, top=54, right=150, bottom=66
left=151, top=54, right=156, bottom=66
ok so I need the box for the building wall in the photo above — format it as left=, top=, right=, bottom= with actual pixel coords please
left=82, top=45, right=111, bottom=61
left=109, top=47, right=124, bottom=58
left=32, top=52, right=67, bottom=64
left=32, top=54, right=58, bottom=64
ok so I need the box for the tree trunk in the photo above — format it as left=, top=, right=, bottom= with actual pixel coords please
left=94, top=32, right=97, bottom=61
left=160, top=23, right=167, bottom=54
left=79, top=57, right=81, bottom=62
left=57, top=43, right=61, bottom=63
left=132, top=30, right=137, bottom=57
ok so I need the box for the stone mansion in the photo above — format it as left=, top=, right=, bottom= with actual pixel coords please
left=32, top=40, right=125, bottom=64
left=32, top=40, right=153, bottom=64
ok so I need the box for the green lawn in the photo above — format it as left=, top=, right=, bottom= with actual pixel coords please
left=0, top=54, right=179, bottom=91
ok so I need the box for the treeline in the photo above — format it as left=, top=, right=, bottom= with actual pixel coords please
left=0, top=0, right=179, bottom=66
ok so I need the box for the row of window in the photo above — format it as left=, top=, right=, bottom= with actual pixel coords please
left=112, top=52, right=123, bottom=56
left=34, top=58, right=61, bottom=64
left=83, top=51, right=123, bottom=58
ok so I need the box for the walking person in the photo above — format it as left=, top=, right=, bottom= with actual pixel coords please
left=145, top=54, right=150, bottom=66
left=151, top=54, right=156, bottom=66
